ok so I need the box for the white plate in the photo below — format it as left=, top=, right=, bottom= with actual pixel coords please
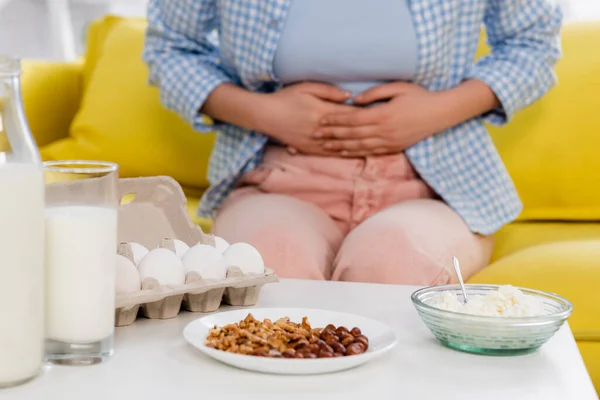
left=183, top=308, right=397, bottom=375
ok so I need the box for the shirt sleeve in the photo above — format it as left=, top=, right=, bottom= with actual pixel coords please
left=142, top=0, right=233, bottom=133
left=466, top=0, right=563, bottom=126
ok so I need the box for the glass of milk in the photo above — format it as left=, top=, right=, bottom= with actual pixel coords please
left=44, top=161, right=119, bottom=365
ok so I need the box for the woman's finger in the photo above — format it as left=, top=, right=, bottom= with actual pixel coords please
left=322, top=137, right=386, bottom=152
left=320, top=108, right=380, bottom=127
left=353, top=82, right=424, bottom=105
left=327, top=147, right=393, bottom=158
left=313, top=125, right=379, bottom=140
left=296, top=82, right=352, bottom=102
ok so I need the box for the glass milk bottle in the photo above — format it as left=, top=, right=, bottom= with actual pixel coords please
left=0, top=56, right=45, bottom=388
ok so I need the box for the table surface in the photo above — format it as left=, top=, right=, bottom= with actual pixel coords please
left=3, top=279, right=598, bottom=400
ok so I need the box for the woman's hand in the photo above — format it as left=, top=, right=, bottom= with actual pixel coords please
left=254, top=82, right=355, bottom=155
left=315, top=80, right=499, bottom=157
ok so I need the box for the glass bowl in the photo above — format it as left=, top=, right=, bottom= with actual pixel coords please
left=411, top=284, right=573, bottom=356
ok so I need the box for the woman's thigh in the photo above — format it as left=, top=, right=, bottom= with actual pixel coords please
left=332, top=199, right=494, bottom=285
left=214, top=188, right=345, bottom=280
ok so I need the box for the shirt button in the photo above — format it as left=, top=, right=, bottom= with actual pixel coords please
left=259, top=73, right=270, bottom=80
left=268, top=19, right=279, bottom=28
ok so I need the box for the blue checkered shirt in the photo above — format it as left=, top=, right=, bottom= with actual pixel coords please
left=143, top=0, right=563, bottom=235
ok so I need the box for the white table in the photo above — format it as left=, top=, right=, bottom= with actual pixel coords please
left=3, top=280, right=598, bottom=400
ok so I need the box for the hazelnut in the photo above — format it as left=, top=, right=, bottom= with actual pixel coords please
left=333, top=352, right=344, bottom=357
left=341, top=334, right=355, bottom=347
left=298, top=348, right=312, bottom=357
left=282, top=349, right=296, bottom=358
left=307, top=343, right=320, bottom=353
left=294, top=352, right=305, bottom=359
left=325, top=324, right=337, bottom=331
left=325, top=336, right=339, bottom=346
left=319, top=350, right=334, bottom=358
left=331, top=342, right=346, bottom=354
left=346, top=343, right=366, bottom=356
left=294, top=341, right=309, bottom=350
left=355, top=335, right=369, bottom=350
left=309, top=336, right=320, bottom=344
left=336, top=326, right=349, bottom=337
left=252, top=349, right=268, bottom=357
left=319, top=342, right=334, bottom=354
left=320, top=328, right=336, bottom=341
left=350, top=327, right=362, bottom=337
left=304, top=353, right=318, bottom=359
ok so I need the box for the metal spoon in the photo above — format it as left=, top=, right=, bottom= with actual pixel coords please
left=452, top=257, right=469, bottom=304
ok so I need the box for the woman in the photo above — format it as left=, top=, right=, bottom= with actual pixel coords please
left=143, top=0, right=562, bottom=285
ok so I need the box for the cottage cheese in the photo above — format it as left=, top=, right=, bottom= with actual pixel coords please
left=429, top=285, right=548, bottom=317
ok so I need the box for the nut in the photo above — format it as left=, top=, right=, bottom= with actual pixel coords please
left=282, top=349, right=296, bottom=358
left=341, top=333, right=355, bottom=346
left=336, top=326, right=349, bottom=337
left=319, top=350, right=334, bottom=358
left=331, top=342, right=346, bottom=354
left=320, top=328, right=337, bottom=342
left=307, top=343, right=320, bottom=354
left=325, top=336, right=339, bottom=346
left=294, top=340, right=309, bottom=350
left=252, top=349, right=268, bottom=357
left=204, top=313, right=369, bottom=359
left=355, top=335, right=369, bottom=350
left=346, top=343, right=366, bottom=356
left=319, top=342, right=334, bottom=354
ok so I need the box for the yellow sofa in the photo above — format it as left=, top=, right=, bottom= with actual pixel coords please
left=16, top=16, right=600, bottom=390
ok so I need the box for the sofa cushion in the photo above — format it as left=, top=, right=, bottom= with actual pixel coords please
left=482, top=22, right=600, bottom=222
left=40, top=16, right=215, bottom=191
left=491, top=221, right=600, bottom=261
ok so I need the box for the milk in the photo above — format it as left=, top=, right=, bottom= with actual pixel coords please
left=0, top=164, right=45, bottom=385
left=45, top=205, right=117, bottom=344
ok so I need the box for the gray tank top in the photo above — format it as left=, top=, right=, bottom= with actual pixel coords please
left=274, top=0, right=418, bottom=98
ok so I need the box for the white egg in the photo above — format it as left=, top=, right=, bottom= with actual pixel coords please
left=182, top=244, right=227, bottom=280
left=213, top=236, right=230, bottom=253
left=138, top=248, right=186, bottom=286
left=223, top=243, right=265, bottom=275
left=172, top=239, right=190, bottom=258
left=116, top=255, right=141, bottom=294
left=128, top=242, right=149, bottom=266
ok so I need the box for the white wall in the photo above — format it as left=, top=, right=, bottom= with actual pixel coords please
left=0, top=0, right=148, bottom=60
left=565, top=0, right=600, bottom=21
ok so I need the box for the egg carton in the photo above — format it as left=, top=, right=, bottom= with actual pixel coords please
left=114, top=176, right=279, bottom=327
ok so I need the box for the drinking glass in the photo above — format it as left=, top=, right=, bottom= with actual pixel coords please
left=44, top=161, right=119, bottom=365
